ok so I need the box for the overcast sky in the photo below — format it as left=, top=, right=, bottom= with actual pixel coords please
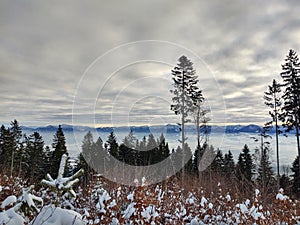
left=1, top=0, right=300, bottom=127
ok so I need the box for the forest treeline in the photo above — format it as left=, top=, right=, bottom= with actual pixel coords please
left=0, top=119, right=299, bottom=202
left=0, top=49, right=300, bottom=202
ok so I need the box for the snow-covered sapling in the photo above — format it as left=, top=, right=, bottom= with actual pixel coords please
left=41, top=154, right=84, bottom=198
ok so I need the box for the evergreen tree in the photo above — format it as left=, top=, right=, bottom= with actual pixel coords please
left=193, top=142, right=209, bottom=175
left=119, top=130, right=137, bottom=165
left=223, top=150, right=235, bottom=177
left=170, top=55, right=200, bottom=179
left=157, top=134, right=170, bottom=162
left=123, top=129, right=136, bottom=149
left=0, top=125, right=15, bottom=173
left=9, top=119, right=23, bottom=176
left=79, top=131, right=94, bottom=186
left=210, top=149, right=224, bottom=174
left=43, top=145, right=52, bottom=176
left=291, top=156, right=300, bottom=197
left=51, top=125, right=68, bottom=178
left=252, top=127, right=273, bottom=195
left=172, top=143, right=193, bottom=175
left=24, top=132, right=46, bottom=182
left=256, top=143, right=275, bottom=197
left=93, top=136, right=108, bottom=173
left=264, top=79, right=282, bottom=181
left=107, top=132, right=119, bottom=160
left=236, top=145, right=254, bottom=182
left=279, top=49, right=300, bottom=175
left=279, top=174, right=290, bottom=192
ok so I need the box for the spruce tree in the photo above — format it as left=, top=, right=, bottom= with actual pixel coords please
left=119, top=130, right=137, bottom=165
left=264, top=79, right=282, bottom=181
left=24, top=132, right=46, bottom=182
left=43, top=145, right=52, bottom=176
left=107, top=132, right=119, bottom=160
left=79, top=131, right=94, bottom=186
left=9, top=119, right=23, bottom=176
left=291, top=156, right=300, bottom=197
left=223, top=150, right=235, bottom=177
left=256, top=143, right=275, bottom=198
left=236, top=144, right=254, bottom=182
left=0, top=125, right=15, bottom=173
left=170, top=55, right=200, bottom=179
left=280, top=49, right=300, bottom=175
left=93, top=136, right=108, bottom=173
left=146, top=133, right=158, bottom=165
left=51, top=125, right=68, bottom=178
left=210, top=149, right=224, bottom=174
left=157, top=134, right=170, bottom=162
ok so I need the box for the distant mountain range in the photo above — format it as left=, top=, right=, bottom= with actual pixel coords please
left=20, top=124, right=295, bottom=134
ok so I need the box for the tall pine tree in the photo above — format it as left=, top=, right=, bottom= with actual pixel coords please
left=264, top=79, right=282, bottom=182
left=280, top=49, right=300, bottom=175
left=170, top=55, right=199, bottom=179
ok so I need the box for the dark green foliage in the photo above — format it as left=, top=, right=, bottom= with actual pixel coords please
left=93, top=136, right=108, bottom=172
left=279, top=49, right=300, bottom=176
left=79, top=131, right=95, bottom=186
left=209, top=149, right=224, bottom=174
left=279, top=174, right=291, bottom=192
left=171, top=143, right=193, bottom=174
left=115, top=131, right=171, bottom=166
left=256, top=144, right=275, bottom=194
left=107, top=132, right=119, bottom=160
left=170, top=56, right=200, bottom=179
left=193, top=142, right=210, bottom=173
left=23, top=132, right=47, bottom=182
left=0, top=120, right=25, bottom=176
left=223, top=150, right=235, bottom=177
left=236, top=145, right=254, bottom=182
left=51, top=125, right=68, bottom=178
left=291, top=156, right=300, bottom=197
left=170, top=55, right=199, bottom=118
left=280, top=49, right=300, bottom=133
left=0, top=125, right=14, bottom=171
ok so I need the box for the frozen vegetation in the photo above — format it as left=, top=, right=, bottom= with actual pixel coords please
left=1, top=174, right=300, bottom=225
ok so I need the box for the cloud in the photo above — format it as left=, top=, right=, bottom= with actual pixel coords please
left=0, top=0, right=300, bottom=127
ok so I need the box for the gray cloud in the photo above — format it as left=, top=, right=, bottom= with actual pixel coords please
left=0, top=0, right=299, bottom=127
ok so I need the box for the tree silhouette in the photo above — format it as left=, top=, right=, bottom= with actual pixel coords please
left=51, top=125, right=68, bottom=178
left=264, top=79, right=282, bottom=183
left=279, top=49, right=300, bottom=176
left=170, top=55, right=200, bottom=180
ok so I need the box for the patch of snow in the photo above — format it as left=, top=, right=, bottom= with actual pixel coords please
left=127, top=192, right=134, bottom=202
left=225, top=194, right=231, bottom=202
left=276, top=193, right=288, bottom=201
left=122, top=203, right=136, bottom=219
left=200, top=196, right=207, bottom=207
left=30, top=205, right=85, bottom=225
left=1, top=195, right=17, bottom=209
left=0, top=208, right=25, bottom=225
left=255, top=189, right=260, bottom=197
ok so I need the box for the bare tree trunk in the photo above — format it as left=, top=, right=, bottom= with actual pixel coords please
left=10, top=149, right=14, bottom=177
left=275, top=102, right=280, bottom=189
left=181, top=70, right=185, bottom=184
left=295, top=121, right=300, bottom=177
